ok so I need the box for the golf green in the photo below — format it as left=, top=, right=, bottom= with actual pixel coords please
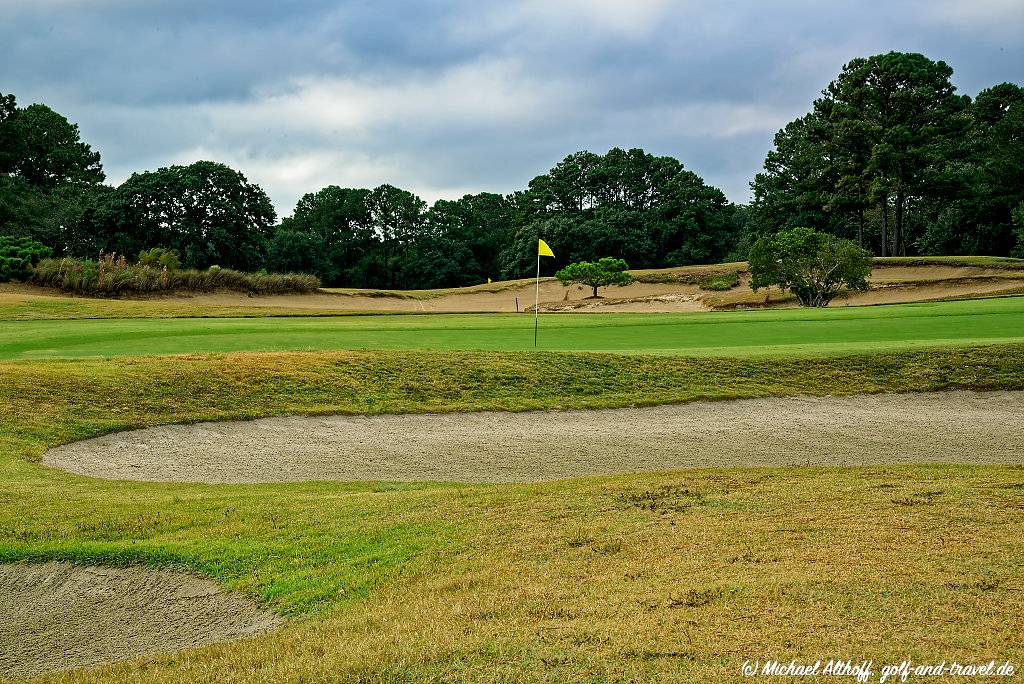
left=2, top=296, right=1023, bottom=360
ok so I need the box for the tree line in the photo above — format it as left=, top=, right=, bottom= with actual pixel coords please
left=1, top=51, right=1021, bottom=289
left=749, top=52, right=1024, bottom=258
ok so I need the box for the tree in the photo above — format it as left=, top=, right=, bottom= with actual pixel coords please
left=0, top=100, right=104, bottom=188
left=276, top=186, right=373, bottom=285
left=0, top=177, right=111, bottom=254
left=0, top=235, right=51, bottom=282
left=748, top=227, right=871, bottom=307
left=90, top=161, right=276, bottom=271
left=1013, top=203, right=1024, bottom=258
left=500, top=147, right=738, bottom=279
left=0, top=94, right=108, bottom=254
left=425, top=192, right=513, bottom=283
left=266, top=228, right=321, bottom=276
left=555, top=257, right=632, bottom=298
left=752, top=53, right=976, bottom=256
left=818, top=53, right=969, bottom=255
left=365, top=184, right=426, bottom=288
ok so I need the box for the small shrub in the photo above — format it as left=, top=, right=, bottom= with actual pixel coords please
left=138, top=248, right=181, bottom=271
left=0, top=236, right=52, bottom=283
left=698, top=271, right=740, bottom=291
left=30, top=257, right=320, bottom=296
left=555, top=257, right=632, bottom=298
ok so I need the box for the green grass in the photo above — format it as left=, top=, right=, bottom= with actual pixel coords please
left=2, top=347, right=1023, bottom=682
left=3, top=296, right=1024, bottom=360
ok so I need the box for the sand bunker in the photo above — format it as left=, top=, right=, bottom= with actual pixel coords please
left=0, top=562, right=281, bottom=678
left=43, top=391, right=1024, bottom=484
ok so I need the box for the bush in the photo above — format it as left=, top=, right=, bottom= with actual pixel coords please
left=138, top=248, right=181, bottom=271
left=698, top=271, right=740, bottom=291
left=0, top=236, right=52, bottom=282
left=749, top=227, right=871, bottom=307
left=30, top=256, right=320, bottom=295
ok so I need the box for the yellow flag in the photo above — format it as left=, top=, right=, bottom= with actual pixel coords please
left=487, top=277, right=492, bottom=283
left=538, top=239, right=555, bottom=258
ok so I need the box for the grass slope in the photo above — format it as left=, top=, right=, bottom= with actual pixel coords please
left=2, top=347, right=1023, bottom=682
left=2, top=296, right=1024, bottom=360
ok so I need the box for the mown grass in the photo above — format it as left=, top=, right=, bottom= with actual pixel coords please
left=2, top=346, right=1023, bottom=682
left=3, top=296, right=1024, bottom=360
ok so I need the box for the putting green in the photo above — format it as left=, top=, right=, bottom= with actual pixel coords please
left=2, top=296, right=1023, bottom=359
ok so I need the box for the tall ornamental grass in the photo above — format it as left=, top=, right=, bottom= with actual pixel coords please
left=31, top=255, right=320, bottom=295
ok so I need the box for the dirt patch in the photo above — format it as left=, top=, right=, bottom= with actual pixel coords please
left=0, top=562, right=281, bottom=678
left=43, top=391, right=1024, bottom=484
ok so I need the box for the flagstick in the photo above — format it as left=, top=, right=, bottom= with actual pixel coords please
left=534, top=253, right=540, bottom=347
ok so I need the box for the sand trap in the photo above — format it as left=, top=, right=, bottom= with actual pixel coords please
left=0, top=562, right=281, bottom=678
left=43, top=391, right=1024, bottom=484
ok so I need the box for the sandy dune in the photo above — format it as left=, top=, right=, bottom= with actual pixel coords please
left=4, top=262, right=1023, bottom=315
left=131, top=264, right=1024, bottom=313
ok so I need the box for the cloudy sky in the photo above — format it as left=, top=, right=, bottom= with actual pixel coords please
left=2, top=0, right=1022, bottom=216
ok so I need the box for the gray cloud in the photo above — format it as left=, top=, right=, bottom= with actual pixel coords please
left=1, top=0, right=1021, bottom=215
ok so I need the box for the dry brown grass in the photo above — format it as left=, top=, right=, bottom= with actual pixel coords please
left=34, top=468, right=1024, bottom=683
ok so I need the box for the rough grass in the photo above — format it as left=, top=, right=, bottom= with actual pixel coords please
left=2, top=346, right=1023, bottom=682
left=698, top=271, right=741, bottom=291
left=30, top=258, right=320, bottom=296
left=0, top=290, right=377, bottom=321
left=4, top=296, right=1024, bottom=360
left=630, top=262, right=746, bottom=284
left=873, top=255, right=1024, bottom=269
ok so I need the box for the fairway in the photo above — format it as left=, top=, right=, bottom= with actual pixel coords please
left=3, top=296, right=1024, bottom=359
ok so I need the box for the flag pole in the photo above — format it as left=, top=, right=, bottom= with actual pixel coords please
left=534, top=252, right=540, bottom=347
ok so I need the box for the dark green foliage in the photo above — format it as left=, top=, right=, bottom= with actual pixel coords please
left=698, top=271, right=740, bottom=291
left=269, top=185, right=373, bottom=286
left=749, top=227, right=872, bottom=307
left=751, top=53, right=1024, bottom=259
left=84, top=161, right=276, bottom=271
left=364, top=184, right=428, bottom=289
left=0, top=236, right=52, bottom=282
left=137, top=248, right=181, bottom=271
left=498, top=148, right=738, bottom=278
left=1013, top=204, right=1024, bottom=259
left=0, top=98, right=104, bottom=188
left=0, top=178, right=112, bottom=255
left=0, top=94, right=109, bottom=254
left=555, top=257, right=632, bottom=298
left=30, top=257, right=319, bottom=295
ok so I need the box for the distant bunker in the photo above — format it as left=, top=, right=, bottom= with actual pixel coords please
left=43, top=391, right=1024, bottom=484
